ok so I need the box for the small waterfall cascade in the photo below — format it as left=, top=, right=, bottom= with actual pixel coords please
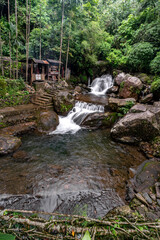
left=50, top=101, right=104, bottom=134
left=90, top=74, right=113, bottom=96
left=51, top=75, right=113, bottom=134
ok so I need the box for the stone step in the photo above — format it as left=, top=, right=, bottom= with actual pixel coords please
left=40, top=95, right=52, bottom=99
left=35, top=98, right=52, bottom=103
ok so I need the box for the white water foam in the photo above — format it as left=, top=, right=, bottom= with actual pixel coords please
left=51, top=75, right=113, bottom=134
left=50, top=101, right=104, bottom=134
left=90, top=74, right=113, bottom=96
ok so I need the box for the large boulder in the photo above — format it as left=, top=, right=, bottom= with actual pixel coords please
left=37, top=111, right=59, bottom=133
left=111, top=104, right=160, bottom=143
left=53, top=90, right=74, bottom=115
left=0, top=135, right=21, bottom=155
left=119, top=75, right=143, bottom=100
left=115, top=72, right=126, bottom=85
left=81, top=112, right=118, bottom=129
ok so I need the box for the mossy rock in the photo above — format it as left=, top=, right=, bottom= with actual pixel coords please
left=137, top=73, right=152, bottom=84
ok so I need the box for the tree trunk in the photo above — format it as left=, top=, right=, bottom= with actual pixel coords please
left=65, top=22, right=71, bottom=81
left=58, top=0, right=64, bottom=81
left=39, top=3, right=42, bottom=60
left=8, top=0, right=12, bottom=78
left=0, top=33, right=4, bottom=76
left=26, top=0, right=31, bottom=83
left=15, top=0, right=18, bottom=79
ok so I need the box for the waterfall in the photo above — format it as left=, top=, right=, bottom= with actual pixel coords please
left=50, top=74, right=113, bottom=134
left=50, top=101, right=104, bottom=134
left=90, top=74, right=113, bottom=96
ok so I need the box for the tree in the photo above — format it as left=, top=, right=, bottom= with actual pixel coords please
left=58, top=0, right=64, bottom=81
left=15, top=0, right=18, bottom=79
left=26, top=0, right=31, bottom=83
left=8, top=0, right=12, bottom=78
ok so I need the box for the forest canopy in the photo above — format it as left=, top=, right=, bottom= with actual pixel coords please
left=0, top=0, right=160, bottom=77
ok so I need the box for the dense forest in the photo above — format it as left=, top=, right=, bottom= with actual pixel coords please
left=0, top=0, right=160, bottom=78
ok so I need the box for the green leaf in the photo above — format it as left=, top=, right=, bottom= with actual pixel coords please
left=82, top=230, right=91, bottom=240
left=0, top=233, right=16, bottom=240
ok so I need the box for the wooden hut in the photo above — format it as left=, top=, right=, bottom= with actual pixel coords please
left=47, top=59, right=63, bottom=80
left=30, top=58, right=49, bottom=84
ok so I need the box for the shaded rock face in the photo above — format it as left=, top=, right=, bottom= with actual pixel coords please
left=0, top=135, right=21, bottom=155
left=111, top=104, right=160, bottom=143
left=81, top=112, right=118, bottom=129
left=37, top=111, right=59, bottom=133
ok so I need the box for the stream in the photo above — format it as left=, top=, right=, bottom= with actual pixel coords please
left=0, top=75, right=147, bottom=218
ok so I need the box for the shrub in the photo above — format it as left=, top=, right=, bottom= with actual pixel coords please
left=127, top=42, right=154, bottom=72
left=0, top=76, right=7, bottom=97
left=150, top=52, right=160, bottom=74
left=151, top=77, right=160, bottom=100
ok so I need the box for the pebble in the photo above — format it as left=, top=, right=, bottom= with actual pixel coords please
left=142, top=192, right=152, bottom=204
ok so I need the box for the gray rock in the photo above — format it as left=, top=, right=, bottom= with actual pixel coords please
left=155, top=182, right=160, bottom=199
left=142, top=192, right=152, bottom=204
left=157, top=199, right=160, bottom=206
left=115, top=72, right=126, bottom=85
left=109, top=97, right=136, bottom=111
left=140, top=93, right=153, bottom=104
left=146, top=212, right=158, bottom=221
left=0, top=135, right=21, bottom=155
left=111, top=110, right=160, bottom=143
left=37, top=111, right=59, bottom=133
left=150, top=193, right=156, bottom=201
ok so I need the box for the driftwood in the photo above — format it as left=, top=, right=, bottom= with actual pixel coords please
left=0, top=209, right=160, bottom=239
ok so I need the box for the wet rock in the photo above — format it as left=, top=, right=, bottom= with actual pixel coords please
left=142, top=192, right=152, bottom=204
left=74, top=86, right=82, bottom=93
left=37, top=111, right=59, bottom=133
left=1, top=122, right=36, bottom=136
left=140, top=93, right=153, bottom=104
left=13, top=150, right=29, bottom=162
left=111, top=106, right=160, bottom=143
left=0, top=135, right=21, bottom=155
left=128, top=160, right=160, bottom=195
left=107, top=86, right=119, bottom=94
left=108, top=97, right=136, bottom=111
left=119, top=75, right=143, bottom=100
left=81, top=112, right=118, bottom=129
left=76, top=93, right=108, bottom=106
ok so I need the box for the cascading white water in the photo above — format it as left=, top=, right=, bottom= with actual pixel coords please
left=50, top=101, right=104, bottom=134
left=50, top=74, right=113, bottom=134
left=90, top=74, right=113, bottom=96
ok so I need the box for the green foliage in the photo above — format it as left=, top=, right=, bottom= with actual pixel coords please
left=150, top=52, right=160, bottom=74
left=106, top=49, right=127, bottom=69
left=127, top=42, right=154, bottom=72
left=0, top=76, right=30, bottom=108
left=151, top=77, right=160, bottom=93
left=0, top=233, right=15, bottom=240
left=118, top=101, right=135, bottom=117
left=0, top=76, right=7, bottom=97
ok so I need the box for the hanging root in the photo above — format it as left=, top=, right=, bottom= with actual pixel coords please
left=0, top=209, right=159, bottom=239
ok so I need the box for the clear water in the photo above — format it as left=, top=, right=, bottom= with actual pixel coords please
left=0, top=129, right=146, bottom=217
